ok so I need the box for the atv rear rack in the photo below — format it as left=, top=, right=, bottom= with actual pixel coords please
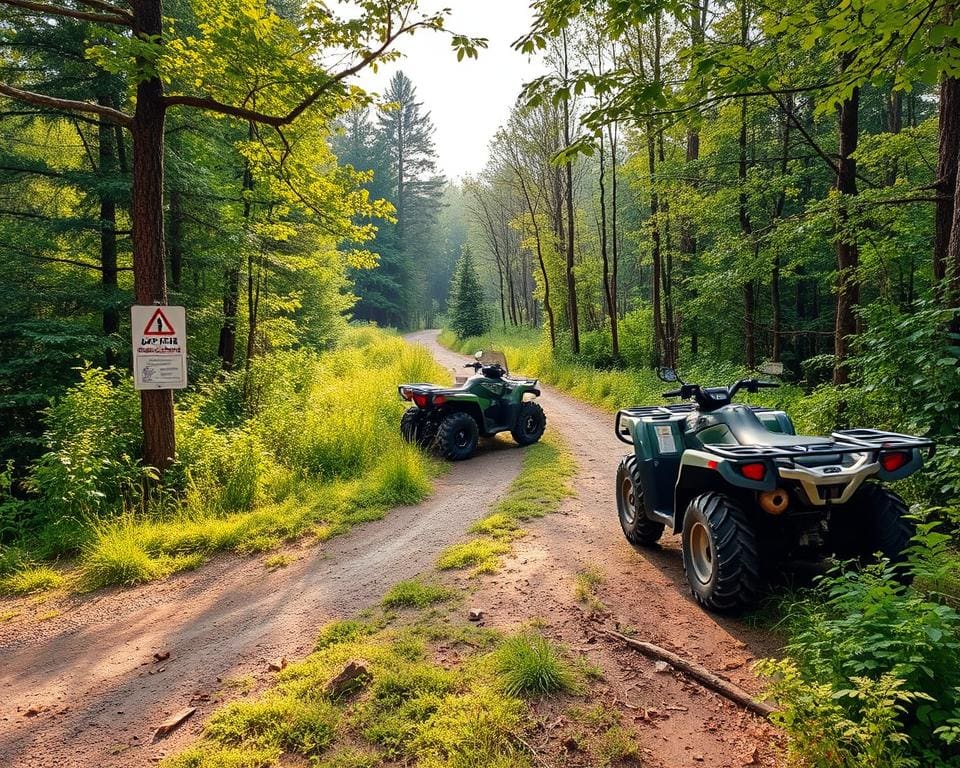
left=699, top=429, right=934, bottom=461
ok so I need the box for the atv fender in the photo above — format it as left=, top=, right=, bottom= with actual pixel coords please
left=673, top=451, right=775, bottom=534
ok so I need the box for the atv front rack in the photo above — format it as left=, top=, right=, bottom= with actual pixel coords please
left=699, top=429, right=935, bottom=461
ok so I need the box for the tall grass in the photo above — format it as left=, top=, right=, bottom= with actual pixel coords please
left=5, top=327, right=449, bottom=592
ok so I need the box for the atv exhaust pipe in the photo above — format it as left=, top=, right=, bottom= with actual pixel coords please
left=759, top=488, right=790, bottom=515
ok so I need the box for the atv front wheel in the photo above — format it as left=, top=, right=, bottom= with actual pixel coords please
left=829, top=482, right=915, bottom=565
left=681, top=493, right=760, bottom=613
left=435, top=412, right=479, bottom=461
left=511, top=401, right=547, bottom=446
left=616, top=455, right=664, bottom=545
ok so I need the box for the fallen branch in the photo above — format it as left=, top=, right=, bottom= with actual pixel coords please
left=602, top=629, right=776, bottom=718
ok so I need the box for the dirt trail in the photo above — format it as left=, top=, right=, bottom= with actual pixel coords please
left=413, top=330, right=782, bottom=767
left=0, top=380, right=524, bottom=767
left=2, top=331, right=782, bottom=768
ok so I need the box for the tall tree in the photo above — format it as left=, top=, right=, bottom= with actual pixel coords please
left=379, top=71, right=445, bottom=327
left=0, top=0, right=481, bottom=470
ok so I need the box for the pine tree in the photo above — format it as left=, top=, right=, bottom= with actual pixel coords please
left=379, top=71, right=445, bottom=327
left=449, top=246, right=489, bottom=339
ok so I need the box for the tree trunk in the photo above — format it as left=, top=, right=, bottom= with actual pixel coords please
left=598, top=130, right=618, bottom=360
left=609, top=122, right=620, bottom=361
left=936, top=76, right=960, bottom=284
left=561, top=30, right=579, bottom=354
left=833, top=68, right=861, bottom=385
left=648, top=123, right=666, bottom=367
left=131, top=0, right=173, bottom=472
left=771, top=95, right=792, bottom=363
left=218, top=267, right=240, bottom=370
left=738, top=97, right=756, bottom=368
left=98, top=104, right=119, bottom=363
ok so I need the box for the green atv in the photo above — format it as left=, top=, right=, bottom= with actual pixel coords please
left=399, top=351, right=546, bottom=461
left=614, top=367, right=935, bottom=613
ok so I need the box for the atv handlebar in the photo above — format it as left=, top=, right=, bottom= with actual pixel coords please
left=662, top=378, right=780, bottom=411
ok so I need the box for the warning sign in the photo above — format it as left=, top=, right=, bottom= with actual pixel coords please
left=142, top=307, right=177, bottom=336
left=131, top=305, right=188, bottom=391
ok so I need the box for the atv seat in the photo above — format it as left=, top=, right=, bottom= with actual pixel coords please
left=727, top=408, right=833, bottom=449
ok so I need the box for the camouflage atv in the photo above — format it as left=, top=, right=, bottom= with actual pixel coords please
left=399, top=351, right=546, bottom=460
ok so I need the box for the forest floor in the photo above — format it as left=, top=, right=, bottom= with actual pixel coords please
left=0, top=330, right=784, bottom=768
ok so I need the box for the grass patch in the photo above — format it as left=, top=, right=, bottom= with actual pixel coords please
left=382, top=579, right=456, bottom=609
left=469, top=513, right=523, bottom=540
left=437, top=539, right=509, bottom=575
left=0, top=565, right=64, bottom=596
left=492, top=632, right=579, bottom=697
left=263, top=554, right=291, bottom=570
left=574, top=567, right=606, bottom=615
left=165, top=615, right=541, bottom=768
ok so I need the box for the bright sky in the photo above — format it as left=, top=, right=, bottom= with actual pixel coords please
left=354, top=0, right=540, bottom=181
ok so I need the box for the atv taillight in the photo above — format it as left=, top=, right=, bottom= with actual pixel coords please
left=412, top=393, right=429, bottom=409
left=880, top=451, right=909, bottom=472
left=433, top=395, right=446, bottom=406
left=739, top=462, right=766, bottom=482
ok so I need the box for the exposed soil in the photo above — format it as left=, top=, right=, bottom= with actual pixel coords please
left=0, top=433, right=523, bottom=767
left=414, top=330, right=784, bottom=768
left=1, top=330, right=785, bottom=768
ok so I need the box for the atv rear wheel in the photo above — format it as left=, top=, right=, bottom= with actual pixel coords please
left=829, top=482, right=915, bottom=565
left=511, top=401, right=546, bottom=446
left=681, top=493, right=760, bottom=613
left=435, top=412, right=479, bottom=461
left=615, top=455, right=664, bottom=545
left=401, top=407, right=437, bottom=449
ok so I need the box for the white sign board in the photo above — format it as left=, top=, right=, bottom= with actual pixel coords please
left=131, top=305, right=188, bottom=390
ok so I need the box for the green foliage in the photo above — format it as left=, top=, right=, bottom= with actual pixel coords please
left=764, top=538, right=960, bottom=766
left=6, top=328, right=445, bottom=591
left=203, top=696, right=339, bottom=756
left=25, top=367, right=151, bottom=534
left=448, top=246, right=490, bottom=340
left=381, top=579, right=456, bottom=609
left=168, top=613, right=539, bottom=768
left=492, top=632, right=579, bottom=697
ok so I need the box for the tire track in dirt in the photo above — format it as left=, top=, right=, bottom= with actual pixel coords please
left=415, top=329, right=783, bottom=768
left=0, top=340, right=524, bottom=768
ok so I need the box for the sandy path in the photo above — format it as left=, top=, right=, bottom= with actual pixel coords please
left=0, top=342, right=524, bottom=767
left=414, top=329, right=782, bottom=767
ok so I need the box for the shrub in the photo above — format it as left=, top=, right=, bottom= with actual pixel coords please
left=24, top=367, right=149, bottom=542
left=765, top=542, right=960, bottom=766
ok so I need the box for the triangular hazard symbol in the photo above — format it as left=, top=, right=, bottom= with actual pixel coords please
left=143, top=308, right=177, bottom=336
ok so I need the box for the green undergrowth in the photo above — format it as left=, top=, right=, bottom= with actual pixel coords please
left=438, top=431, right=575, bottom=576
left=1, top=327, right=449, bottom=594
left=164, top=603, right=591, bottom=768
